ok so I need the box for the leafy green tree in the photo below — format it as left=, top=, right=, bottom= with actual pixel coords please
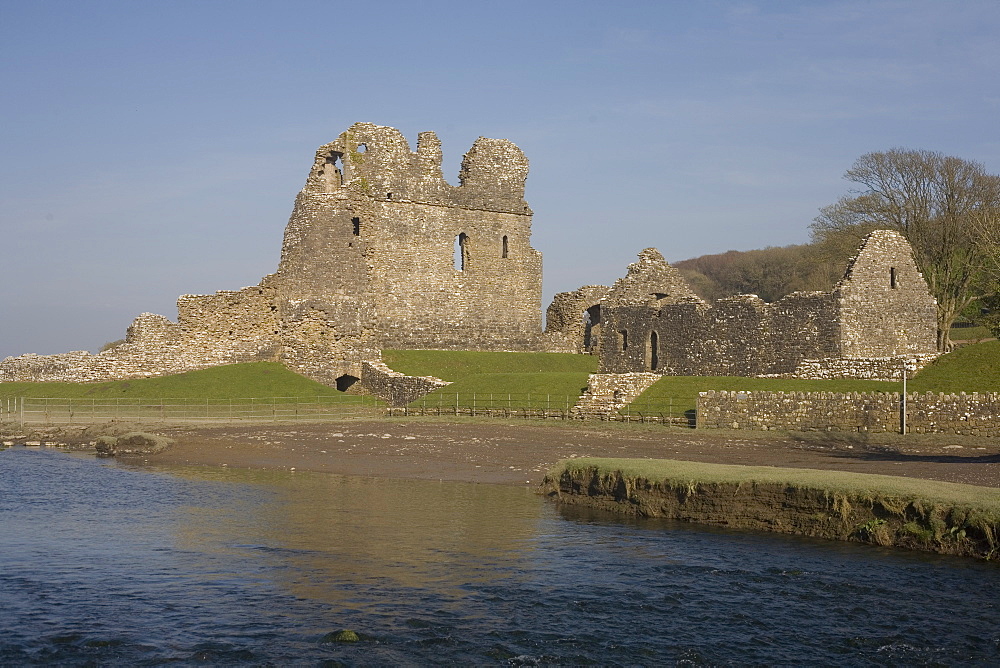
left=811, top=149, right=1000, bottom=350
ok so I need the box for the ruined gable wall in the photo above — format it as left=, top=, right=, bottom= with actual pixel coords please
left=597, top=232, right=937, bottom=381
left=834, top=230, right=938, bottom=357
left=598, top=250, right=843, bottom=377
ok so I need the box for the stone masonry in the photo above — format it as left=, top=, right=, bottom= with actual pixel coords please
left=698, top=390, right=1000, bottom=436
left=597, top=231, right=938, bottom=381
left=1, top=123, right=547, bottom=395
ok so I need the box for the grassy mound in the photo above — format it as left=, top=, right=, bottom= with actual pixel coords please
left=0, top=362, right=344, bottom=400
left=909, top=340, right=1000, bottom=394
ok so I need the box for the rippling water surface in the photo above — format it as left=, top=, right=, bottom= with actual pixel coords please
left=1, top=446, right=998, bottom=666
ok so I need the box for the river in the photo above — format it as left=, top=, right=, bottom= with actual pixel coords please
left=1, top=445, right=998, bottom=665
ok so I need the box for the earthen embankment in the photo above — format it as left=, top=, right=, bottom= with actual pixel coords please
left=544, top=459, right=1000, bottom=560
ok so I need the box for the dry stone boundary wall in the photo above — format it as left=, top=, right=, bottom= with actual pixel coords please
left=698, top=390, right=1000, bottom=436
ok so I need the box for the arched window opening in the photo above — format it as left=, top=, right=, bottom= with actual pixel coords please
left=890, top=267, right=897, bottom=289
left=352, top=217, right=361, bottom=236
left=648, top=331, right=659, bottom=371
left=502, top=235, right=509, bottom=258
left=454, top=233, right=470, bottom=271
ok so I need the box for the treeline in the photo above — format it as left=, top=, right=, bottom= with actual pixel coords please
left=673, top=242, right=848, bottom=304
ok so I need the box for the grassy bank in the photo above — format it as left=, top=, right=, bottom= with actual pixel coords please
left=0, top=363, right=348, bottom=400
left=4, top=341, right=998, bottom=414
left=546, top=458, right=1000, bottom=560
left=625, top=340, right=1000, bottom=414
left=382, top=350, right=597, bottom=408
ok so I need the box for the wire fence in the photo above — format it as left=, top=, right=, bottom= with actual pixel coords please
left=387, top=392, right=693, bottom=426
left=1, top=394, right=694, bottom=427
left=0, top=396, right=384, bottom=426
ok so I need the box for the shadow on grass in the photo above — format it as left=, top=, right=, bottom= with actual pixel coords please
left=789, top=431, right=1000, bottom=465
left=826, top=449, right=1000, bottom=465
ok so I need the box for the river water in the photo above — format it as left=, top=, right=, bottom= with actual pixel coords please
left=1, top=446, right=998, bottom=666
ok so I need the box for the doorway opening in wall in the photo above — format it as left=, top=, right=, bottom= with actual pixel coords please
left=335, top=374, right=360, bottom=392
left=648, top=331, right=659, bottom=371
left=583, top=304, right=601, bottom=351
left=454, top=233, right=469, bottom=271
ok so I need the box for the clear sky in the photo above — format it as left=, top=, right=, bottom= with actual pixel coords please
left=2, top=0, right=999, bottom=359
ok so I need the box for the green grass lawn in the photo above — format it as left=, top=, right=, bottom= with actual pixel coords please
left=382, top=350, right=598, bottom=409
left=625, top=340, right=1000, bottom=415
left=908, top=340, right=1000, bottom=394
left=949, top=325, right=994, bottom=342
left=0, top=362, right=346, bottom=400
left=381, top=349, right=598, bottom=379
left=4, top=341, right=998, bottom=412
left=627, top=376, right=898, bottom=415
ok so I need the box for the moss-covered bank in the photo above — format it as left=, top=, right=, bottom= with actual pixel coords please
left=543, top=458, right=1000, bottom=561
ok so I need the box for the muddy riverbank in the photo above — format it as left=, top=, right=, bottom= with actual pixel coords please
left=4, top=417, right=997, bottom=487
left=543, top=458, right=1000, bottom=560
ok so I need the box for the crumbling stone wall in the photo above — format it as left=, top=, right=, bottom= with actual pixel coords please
left=1, top=122, right=546, bottom=390
left=598, top=231, right=938, bottom=380
left=544, top=285, right=610, bottom=353
left=698, top=389, right=1000, bottom=436
left=276, top=123, right=543, bottom=352
left=359, top=361, right=450, bottom=407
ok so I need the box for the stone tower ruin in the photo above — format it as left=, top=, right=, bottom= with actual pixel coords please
left=277, top=122, right=542, bottom=354
left=0, top=123, right=545, bottom=387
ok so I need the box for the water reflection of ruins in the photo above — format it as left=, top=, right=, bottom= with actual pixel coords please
left=167, top=467, right=543, bottom=605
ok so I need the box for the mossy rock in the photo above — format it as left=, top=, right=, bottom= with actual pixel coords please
left=95, top=431, right=173, bottom=457
left=321, top=629, right=360, bottom=643
left=94, top=435, right=118, bottom=457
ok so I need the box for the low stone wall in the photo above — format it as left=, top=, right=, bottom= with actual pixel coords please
left=697, top=390, right=1000, bottom=436
left=360, top=361, right=450, bottom=407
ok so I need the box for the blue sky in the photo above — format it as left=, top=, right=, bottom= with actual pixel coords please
left=2, top=0, right=999, bottom=359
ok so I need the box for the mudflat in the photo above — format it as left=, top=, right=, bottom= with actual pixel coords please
left=135, top=418, right=1000, bottom=488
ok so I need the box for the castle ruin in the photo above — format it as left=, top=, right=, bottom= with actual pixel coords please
left=2, top=124, right=940, bottom=405
left=1, top=123, right=550, bottom=392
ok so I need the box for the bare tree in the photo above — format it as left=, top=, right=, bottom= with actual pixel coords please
left=811, top=149, right=1000, bottom=350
